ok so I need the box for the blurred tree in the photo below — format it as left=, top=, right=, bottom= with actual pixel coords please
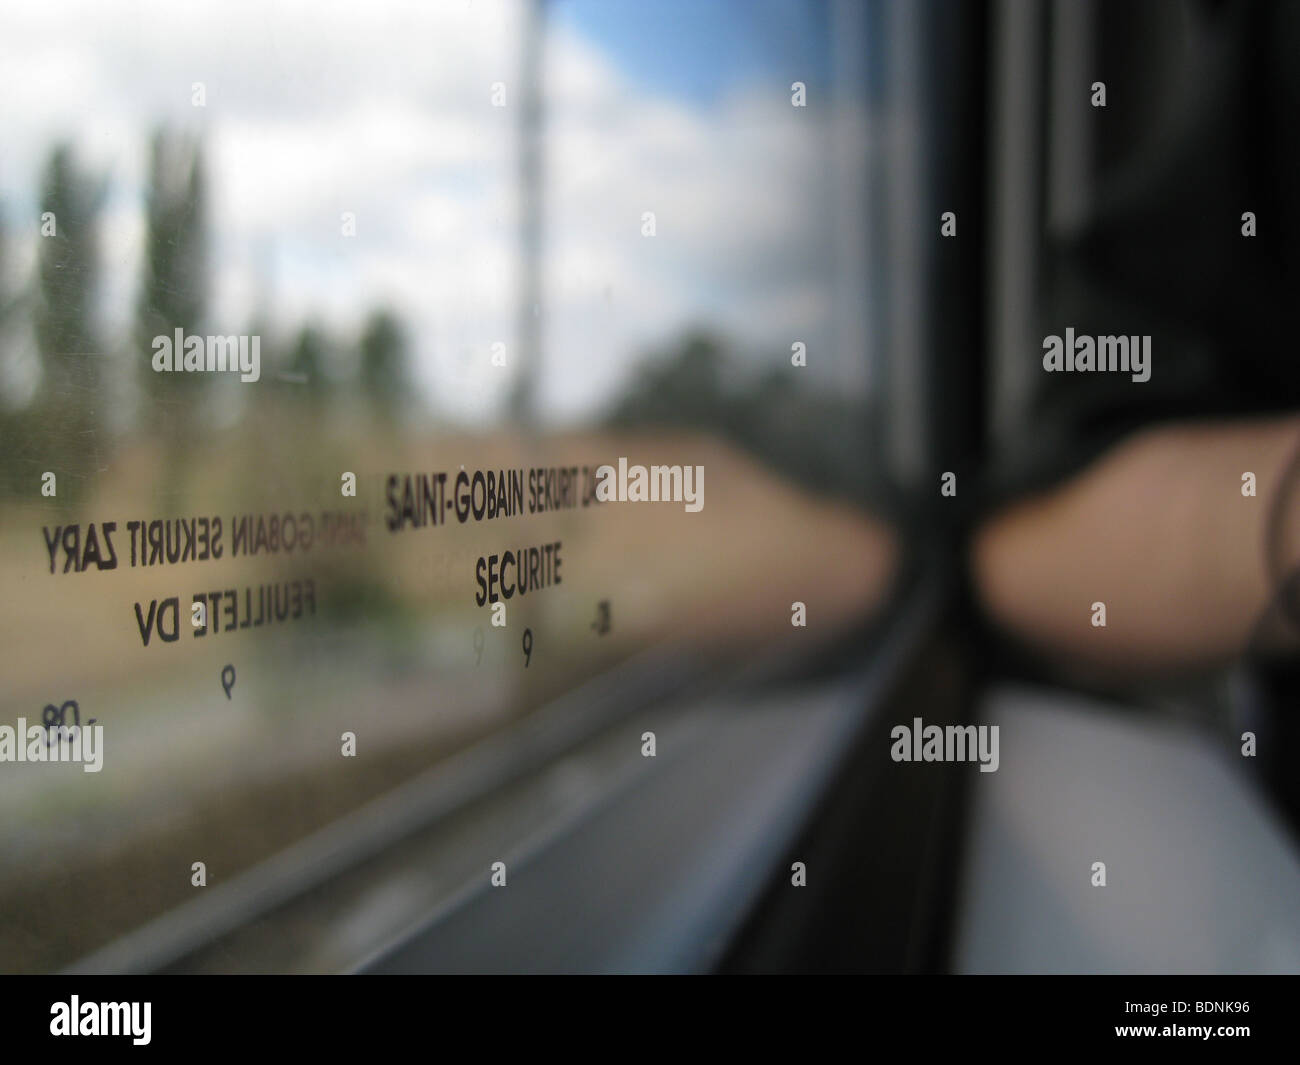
left=0, top=204, right=28, bottom=497
left=136, top=128, right=208, bottom=448
left=0, top=205, right=17, bottom=327
left=358, top=308, right=411, bottom=423
left=284, top=322, right=331, bottom=401
left=607, top=330, right=729, bottom=430
left=30, top=144, right=106, bottom=507
left=606, top=328, right=871, bottom=500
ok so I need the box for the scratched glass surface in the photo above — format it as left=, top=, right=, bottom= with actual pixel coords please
left=0, top=0, right=896, bottom=971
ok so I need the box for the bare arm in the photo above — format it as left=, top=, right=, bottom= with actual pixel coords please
left=971, top=414, right=1300, bottom=674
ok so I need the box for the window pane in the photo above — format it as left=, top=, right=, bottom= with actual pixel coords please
left=0, top=0, right=896, bottom=971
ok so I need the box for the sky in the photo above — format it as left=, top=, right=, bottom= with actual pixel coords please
left=0, top=0, right=871, bottom=426
left=556, top=0, right=832, bottom=107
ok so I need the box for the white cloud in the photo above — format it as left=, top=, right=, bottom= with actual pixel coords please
left=0, top=0, right=868, bottom=424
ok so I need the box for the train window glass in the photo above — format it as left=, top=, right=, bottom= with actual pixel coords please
left=0, top=0, right=898, bottom=971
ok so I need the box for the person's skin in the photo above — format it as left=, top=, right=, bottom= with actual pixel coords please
left=971, top=413, right=1300, bottom=675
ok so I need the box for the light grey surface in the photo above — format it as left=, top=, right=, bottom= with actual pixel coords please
left=954, top=685, right=1300, bottom=974
left=361, top=680, right=865, bottom=974
left=359, top=576, right=939, bottom=974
